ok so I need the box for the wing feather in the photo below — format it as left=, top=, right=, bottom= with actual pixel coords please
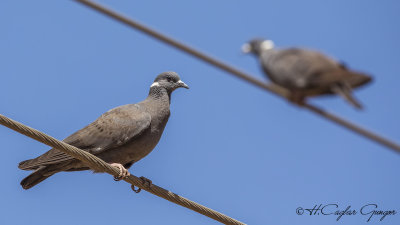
left=19, top=104, right=151, bottom=170
left=263, top=48, right=341, bottom=89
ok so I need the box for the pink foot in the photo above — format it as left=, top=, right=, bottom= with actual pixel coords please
left=110, top=163, right=130, bottom=181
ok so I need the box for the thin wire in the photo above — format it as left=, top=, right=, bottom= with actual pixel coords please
left=74, top=0, right=400, bottom=154
left=0, top=114, right=245, bottom=225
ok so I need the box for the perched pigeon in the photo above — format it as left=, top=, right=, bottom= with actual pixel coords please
left=19, top=71, right=189, bottom=189
left=242, top=39, right=372, bottom=109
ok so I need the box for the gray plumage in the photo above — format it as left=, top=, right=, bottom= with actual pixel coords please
left=19, top=71, right=189, bottom=189
left=242, top=39, right=372, bottom=109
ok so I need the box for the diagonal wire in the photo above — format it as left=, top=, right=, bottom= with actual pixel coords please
left=0, top=114, right=245, bottom=225
left=74, top=0, right=400, bottom=154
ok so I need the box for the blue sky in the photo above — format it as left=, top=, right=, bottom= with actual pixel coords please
left=1, top=0, right=399, bottom=224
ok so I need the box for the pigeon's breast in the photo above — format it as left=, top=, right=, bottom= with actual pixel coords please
left=95, top=127, right=164, bottom=165
left=100, top=108, right=170, bottom=165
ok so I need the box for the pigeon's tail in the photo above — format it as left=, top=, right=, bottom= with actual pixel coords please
left=307, top=69, right=372, bottom=93
left=331, top=83, right=363, bottom=109
left=20, top=167, right=56, bottom=190
left=341, top=70, right=372, bottom=89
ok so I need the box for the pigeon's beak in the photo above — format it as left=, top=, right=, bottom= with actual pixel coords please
left=241, top=43, right=252, bottom=54
left=177, top=80, right=189, bottom=89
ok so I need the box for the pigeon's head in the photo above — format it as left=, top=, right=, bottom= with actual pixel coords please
left=242, top=39, right=275, bottom=55
left=151, top=71, right=189, bottom=93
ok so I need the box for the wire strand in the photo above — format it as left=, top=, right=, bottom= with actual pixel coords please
left=74, top=0, right=400, bottom=154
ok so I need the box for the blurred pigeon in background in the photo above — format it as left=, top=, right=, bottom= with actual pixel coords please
left=18, top=71, right=189, bottom=189
left=242, top=38, right=372, bottom=109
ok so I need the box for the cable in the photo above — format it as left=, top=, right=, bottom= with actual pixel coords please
left=74, top=0, right=400, bottom=154
left=0, top=114, right=245, bottom=225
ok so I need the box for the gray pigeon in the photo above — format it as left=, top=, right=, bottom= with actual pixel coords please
left=242, top=39, right=372, bottom=109
left=19, top=71, right=189, bottom=189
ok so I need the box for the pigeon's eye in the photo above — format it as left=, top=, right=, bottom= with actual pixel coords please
left=167, top=77, right=172, bottom=82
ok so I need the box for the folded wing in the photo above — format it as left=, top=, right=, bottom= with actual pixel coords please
left=19, top=104, right=151, bottom=170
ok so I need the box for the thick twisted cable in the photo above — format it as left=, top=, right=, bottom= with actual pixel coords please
left=0, top=114, right=245, bottom=225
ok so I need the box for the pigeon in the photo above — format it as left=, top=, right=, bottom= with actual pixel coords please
left=18, top=71, right=189, bottom=189
left=242, top=38, right=372, bottom=109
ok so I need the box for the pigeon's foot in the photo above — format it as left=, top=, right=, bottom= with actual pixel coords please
left=288, top=91, right=306, bottom=107
left=140, top=176, right=153, bottom=188
left=110, top=163, right=130, bottom=181
left=131, top=176, right=153, bottom=194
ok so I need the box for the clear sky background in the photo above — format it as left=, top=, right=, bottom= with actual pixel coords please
left=1, top=1, right=399, bottom=224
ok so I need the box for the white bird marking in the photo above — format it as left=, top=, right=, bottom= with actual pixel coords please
left=150, top=82, right=160, bottom=87
left=260, top=40, right=275, bottom=51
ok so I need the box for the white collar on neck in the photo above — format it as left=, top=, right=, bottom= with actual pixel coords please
left=150, top=82, right=160, bottom=88
left=260, top=40, right=275, bottom=51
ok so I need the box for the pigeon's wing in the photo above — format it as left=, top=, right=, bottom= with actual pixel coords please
left=64, top=104, right=151, bottom=151
left=263, top=48, right=341, bottom=89
left=19, top=104, right=151, bottom=170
